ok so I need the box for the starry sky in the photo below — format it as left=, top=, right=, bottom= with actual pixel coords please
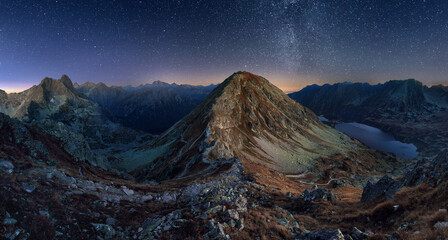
left=0, top=0, right=447, bottom=93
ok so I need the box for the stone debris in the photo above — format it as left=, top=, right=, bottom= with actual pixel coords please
left=3, top=217, right=17, bottom=225
left=301, top=186, right=336, bottom=202
left=0, top=160, right=14, bottom=173
left=21, top=182, right=36, bottom=193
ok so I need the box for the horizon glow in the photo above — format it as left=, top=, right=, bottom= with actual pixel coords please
left=1, top=0, right=447, bottom=93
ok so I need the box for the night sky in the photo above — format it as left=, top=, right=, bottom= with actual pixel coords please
left=1, top=0, right=447, bottom=93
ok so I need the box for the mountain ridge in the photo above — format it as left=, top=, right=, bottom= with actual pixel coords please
left=288, top=79, right=448, bottom=157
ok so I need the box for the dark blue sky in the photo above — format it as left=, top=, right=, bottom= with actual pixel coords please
left=1, top=0, right=447, bottom=92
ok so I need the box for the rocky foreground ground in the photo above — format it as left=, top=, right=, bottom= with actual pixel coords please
left=1, top=149, right=448, bottom=240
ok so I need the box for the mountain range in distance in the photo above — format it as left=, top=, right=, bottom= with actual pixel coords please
left=288, top=79, right=448, bottom=157
left=1, top=72, right=448, bottom=239
left=74, top=81, right=216, bottom=134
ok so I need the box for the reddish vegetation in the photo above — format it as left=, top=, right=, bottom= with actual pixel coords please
left=1, top=123, right=447, bottom=239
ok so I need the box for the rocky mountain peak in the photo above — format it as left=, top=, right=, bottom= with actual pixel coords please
left=60, top=74, right=75, bottom=89
left=80, top=81, right=97, bottom=88
left=199, top=71, right=318, bottom=144
left=36, top=75, right=80, bottom=101
left=0, top=75, right=88, bottom=119
left=365, top=78, right=428, bottom=113
left=129, top=72, right=380, bottom=181
left=151, top=80, right=172, bottom=88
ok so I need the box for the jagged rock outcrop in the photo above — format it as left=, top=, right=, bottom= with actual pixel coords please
left=0, top=75, right=86, bottom=119
left=361, top=149, right=448, bottom=202
left=0, top=112, right=76, bottom=169
left=400, top=149, right=448, bottom=187
left=361, top=175, right=400, bottom=202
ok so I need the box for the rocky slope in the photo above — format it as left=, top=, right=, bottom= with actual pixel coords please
left=75, top=81, right=208, bottom=134
left=0, top=76, right=147, bottom=168
left=289, top=80, right=448, bottom=157
left=119, top=72, right=398, bottom=182
left=1, top=109, right=441, bottom=240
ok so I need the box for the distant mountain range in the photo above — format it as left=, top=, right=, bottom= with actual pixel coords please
left=289, top=79, right=448, bottom=157
left=75, top=81, right=216, bottom=134
left=289, top=79, right=448, bottom=121
left=118, top=81, right=217, bottom=100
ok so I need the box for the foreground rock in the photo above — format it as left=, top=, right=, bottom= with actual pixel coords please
left=361, top=150, right=448, bottom=202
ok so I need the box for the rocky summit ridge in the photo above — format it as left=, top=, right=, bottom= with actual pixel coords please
left=0, top=75, right=88, bottom=119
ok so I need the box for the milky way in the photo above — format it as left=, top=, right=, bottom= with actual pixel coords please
left=0, top=0, right=447, bottom=92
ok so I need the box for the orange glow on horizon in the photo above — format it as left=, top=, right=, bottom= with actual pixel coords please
left=0, top=73, right=316, bottom=94
left=4, top=72, right=442, bottom=94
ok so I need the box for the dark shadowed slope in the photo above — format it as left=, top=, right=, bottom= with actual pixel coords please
left=75, top=81, right=214, bottom=134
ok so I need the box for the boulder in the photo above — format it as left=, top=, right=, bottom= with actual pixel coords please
left=22, top=182, right=36, bottom=193
left=204, top=220, right=230, bottom=240
left=0, top=160, right=14, bottom=173
left=234, top=195, right=248, bottom=212
left=3, top=217, right=17, bottom=225
left=361, top=176, right=400, bottom=202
